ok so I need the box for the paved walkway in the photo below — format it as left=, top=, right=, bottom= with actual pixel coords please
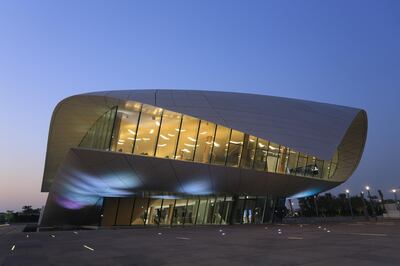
left=1, top=221, right=400, bottom=265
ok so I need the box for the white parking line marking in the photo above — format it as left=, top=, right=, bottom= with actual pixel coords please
left=11, top=245, right=15, bottom=251
left=349, top=233, right=387, bottom=237
left=287, top=236, right=303, bottom=240
left=83, top=245, right=94, bottom=251
left=176, top=237, right=190, bottom=240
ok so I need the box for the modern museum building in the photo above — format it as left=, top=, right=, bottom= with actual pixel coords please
left=40, top=90, right=367, bottom=227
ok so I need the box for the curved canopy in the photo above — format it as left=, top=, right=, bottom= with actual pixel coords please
left=42, top=89, right=367, bottom=191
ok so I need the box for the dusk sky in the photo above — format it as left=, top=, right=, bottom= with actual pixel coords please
left=0, top=0, right=399, bottom=212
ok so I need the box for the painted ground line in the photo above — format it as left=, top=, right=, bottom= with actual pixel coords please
left=349, top=233, right=387, bottom=237
left=83, top=245, right=94, bottom=251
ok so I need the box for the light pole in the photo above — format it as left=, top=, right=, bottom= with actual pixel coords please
left=365, top=186, right=377, bottom=218
left=360, top=191, right=369, bottom=220
left=392, top=189, right=399, bottom=210
left=346, top=189, right=354, bottom=218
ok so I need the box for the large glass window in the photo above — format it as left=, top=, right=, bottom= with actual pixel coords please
left=212, top=197, right=225, bottom=224
left=133, top=105, right=162, bottom=156
left=195, top=199, right=208, bottom=224
left=221, top=197, right=233, bottom=224
left=155, top=111, right=182, bottom=159
left=185, top=198, right=199, bottom=225
left=329, top=151, right=339, bottom=178
left=295, top=153, right=307, bottom=176
left=210, top=126, right=231, bottom=165
left=276, top=146, right=289, bottom=174
left=194, top=121, right=216, bottom=163
left=176, top=116, right=200, bottom=161
left=131, top=197, right=149, bottom=225
left=304, top=156, right=317, bottom=177
left=226, top=130, right=244, bottom=167
left=204, top=198, right=216, bottom=224
left=253, top=138, right=268, bottom=171
left=240, top=135, right=257, bottom=169
left=287, top=150, right=299, bottom=175
left=80, top=107, right=117, bottom=151
left=159, top=199, right=175, bottom=226
left=146, top=199, right=163, bottom=225
left=315, top=159, right=324, bottom=178
left=322, top=160, right=331, bottom=179
left=113, top=102, right=141, bottom=153
left=266, top=142, right=279, bottom=172
left=172, top=199, right=187, bottom=225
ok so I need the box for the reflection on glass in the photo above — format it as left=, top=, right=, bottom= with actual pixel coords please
left=80, top=107, right=117, bottom=150
left=322, top=160, right=331, bottom=179
left=172, top=199, right=187, bottom=225
left=210, top=126, right=231, bottom=165
left=146, top=199, right=163, bottom=225
left=266, top=142, right=279, bottom=172
left=113, top=102, right=141, bottom=153
left=254, top=138, right=268, bottom=171
left=160, top=199, right=175, bottom=225
left=221, top=197, right=232, bottom=224
left=226, top=130, right=244, bottom=167
left=133, top=105, right=162, bottom=156
left=329, top=151, right=339, bottom=178
left=304, top=156, right=317, bottom=177
left=276, top=146, right=289, bottom=174
left=131, top=197, right=148, bottom=225
left=204, top=198, right=216, bottom=224
left=185, top=199, right=199, bottom=225
left=196, top=199, right=208, bottom=224
left=287, top=150, right=299, bottom=175
left=194, top=121, right=216, bottom=163
left=295, top=153, right=307, bottom=176
left=155, top=111, right=182, bottom=159
left=315, top=159, right=324, bottom=178
left=212, top=197, right=225, bottom=224
left=176, top=116, right=200, bottom=161
left=240, top=135, right=257, bottom=169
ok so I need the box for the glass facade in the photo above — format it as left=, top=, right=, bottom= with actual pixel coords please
left=80, top=100, right=339, bottom=180
left=101, top=195, right=284, bottom=226
left=80, top=106, right=117, bottom=150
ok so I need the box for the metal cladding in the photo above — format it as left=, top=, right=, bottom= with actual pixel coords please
left=40, top=90, right=367, bottom=225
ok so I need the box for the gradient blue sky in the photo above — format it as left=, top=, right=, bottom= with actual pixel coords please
left=0, top=0, right=399, bottom=212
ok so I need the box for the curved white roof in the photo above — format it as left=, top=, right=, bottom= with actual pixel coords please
left=42, top=89, right=367, bottom=191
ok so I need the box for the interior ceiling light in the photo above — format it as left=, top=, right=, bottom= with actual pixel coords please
left=200, top=131, right=207, bottom=135
left=149, top=129, right=154, bottom=134
left=268, top=145, right=278, bottom=150
left=181, top=148, right=191, bottom=153
left=155, top=121, right=160, bottom=126
left=213, top=142, right=220, bottom=147
left=188, top=137, right=197, bottom=142
left=128, top=129, right=136, bottom=135
left=160, top=134, right=170, bottom=140
left=184, top=143, right=197, bottom=147
left=167, top=133, right=175, bottom=137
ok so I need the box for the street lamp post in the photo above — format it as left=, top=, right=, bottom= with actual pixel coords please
left=360, top=191, right=369, bottom=220
left=366, top=186, right=377, bottom=219
left=345, top=189, right=354, bottom=218
left=392, top=189, right=399, bottom=210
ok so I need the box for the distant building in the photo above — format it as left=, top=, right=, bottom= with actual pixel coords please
left=40, top=90, right=367, bottom=226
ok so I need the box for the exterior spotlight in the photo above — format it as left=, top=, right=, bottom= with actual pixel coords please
left=345, top=189, right=350, bottom=194
left=392, top=189, right=397, bottom=193
left=365, top=186, right=370, bottom=191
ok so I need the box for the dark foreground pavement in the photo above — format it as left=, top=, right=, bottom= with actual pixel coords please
left=1, top=220, right=400, bottom=266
